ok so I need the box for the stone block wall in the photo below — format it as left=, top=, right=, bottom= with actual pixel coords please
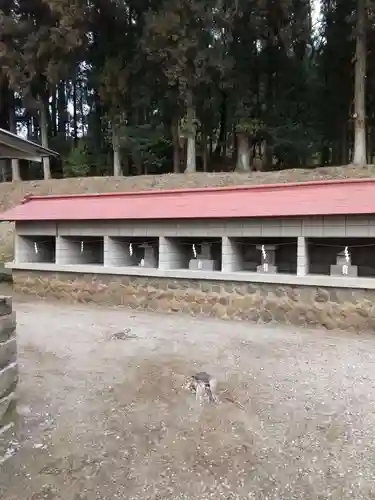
left=13, top=270, right=375, bottom=333
left=0, top=297, right=17, bottom=460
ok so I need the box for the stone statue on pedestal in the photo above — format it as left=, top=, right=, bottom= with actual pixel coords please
left=256, top=244, right=278, bottom=273
left=330, top=247, right=357, bottom=277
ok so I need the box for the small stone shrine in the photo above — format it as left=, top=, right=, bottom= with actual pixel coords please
left=330, top=247, right=358, bottom=277
left=256, top=244, right=278, bottom=273
left=189, top=242, right=218, bottom=271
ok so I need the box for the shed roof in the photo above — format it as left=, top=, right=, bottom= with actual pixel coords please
left=0, top=128, right=58, bottom=162
left=1, top=177, right=374, bottom=222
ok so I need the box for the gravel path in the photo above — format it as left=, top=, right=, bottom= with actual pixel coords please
left=1, top=294, right=375, bottom=499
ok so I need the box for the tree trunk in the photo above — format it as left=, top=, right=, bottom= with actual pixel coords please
left=185, top=89, right=196, bottom=173
left=40, top=101, right=51, bottom=179
left=80, top=79, right=86, bottom=134
left=262, top=141, right=273, bottom=171
left=233, top=124, right=238, bottom=164
left=9, top=93, right=20, bottom=181
left=202, top=133, right=208, bottom=172
left=93, top=89, right=103, bottom=149
left=236, top=133, right=250, bottom=171
left=122, top=155, right=130, bottom=176
left=73, top=78, right=78, bottom=144
left=331, top=140, right=341, bottom=165
left=135, top=157, right=143, bottom=176
left=367, top=125, right=372, bottom=163
left=112, top=124, right=122, bottom=177
left=341, top=120, right=349, bottom=164
left=353, top=0, right=367, bottom=167
left=320, top=145, right=330, bottom=166
left=58, top=81, right=67, bottom=139
left=51, top=90, right=57, bottom=137
left=26, top=112, right=32, bottom=138
left=171, top=118, right=180, bottom=173
left=0, top=78, right=10, bottom=129
left=214, top=91, right=227, bottom=158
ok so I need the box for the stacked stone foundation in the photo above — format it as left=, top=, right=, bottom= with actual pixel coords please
left=0, top=297, right=17, bottom=460
left=13, top=270, right=375, bottom=333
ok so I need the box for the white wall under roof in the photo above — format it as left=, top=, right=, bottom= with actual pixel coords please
left=14, top=215, right=375, bottom=239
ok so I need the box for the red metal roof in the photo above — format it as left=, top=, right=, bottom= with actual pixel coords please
left=2, top=177, right=375, bottom=222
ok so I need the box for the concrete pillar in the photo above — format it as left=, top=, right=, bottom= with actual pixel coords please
left=56, top=236, right=78, bottom=265
left=104, top=237, right=136, bottom=267
left=159, top=237, right=185, bottom=270
left=297, top=237, right=308, bottom=276
left=222, top=237, right=241, bottom=272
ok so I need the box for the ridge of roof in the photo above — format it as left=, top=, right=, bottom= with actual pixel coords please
left=20, top=176, right=375, bottom=204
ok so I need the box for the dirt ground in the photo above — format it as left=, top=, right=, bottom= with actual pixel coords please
left=1, top=287, right=375, bottom=499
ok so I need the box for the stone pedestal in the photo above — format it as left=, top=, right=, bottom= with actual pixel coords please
left=138, top=243, right=157, bottom=268
left=256, top=264, right=278, bottom=274
left=330, top=264, right=358, bottom=277
left=330, top=249, right=358, bottom=277
left=189, top=259, right=217, bottom=271
left=256, top=244, right=278, bottom=274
